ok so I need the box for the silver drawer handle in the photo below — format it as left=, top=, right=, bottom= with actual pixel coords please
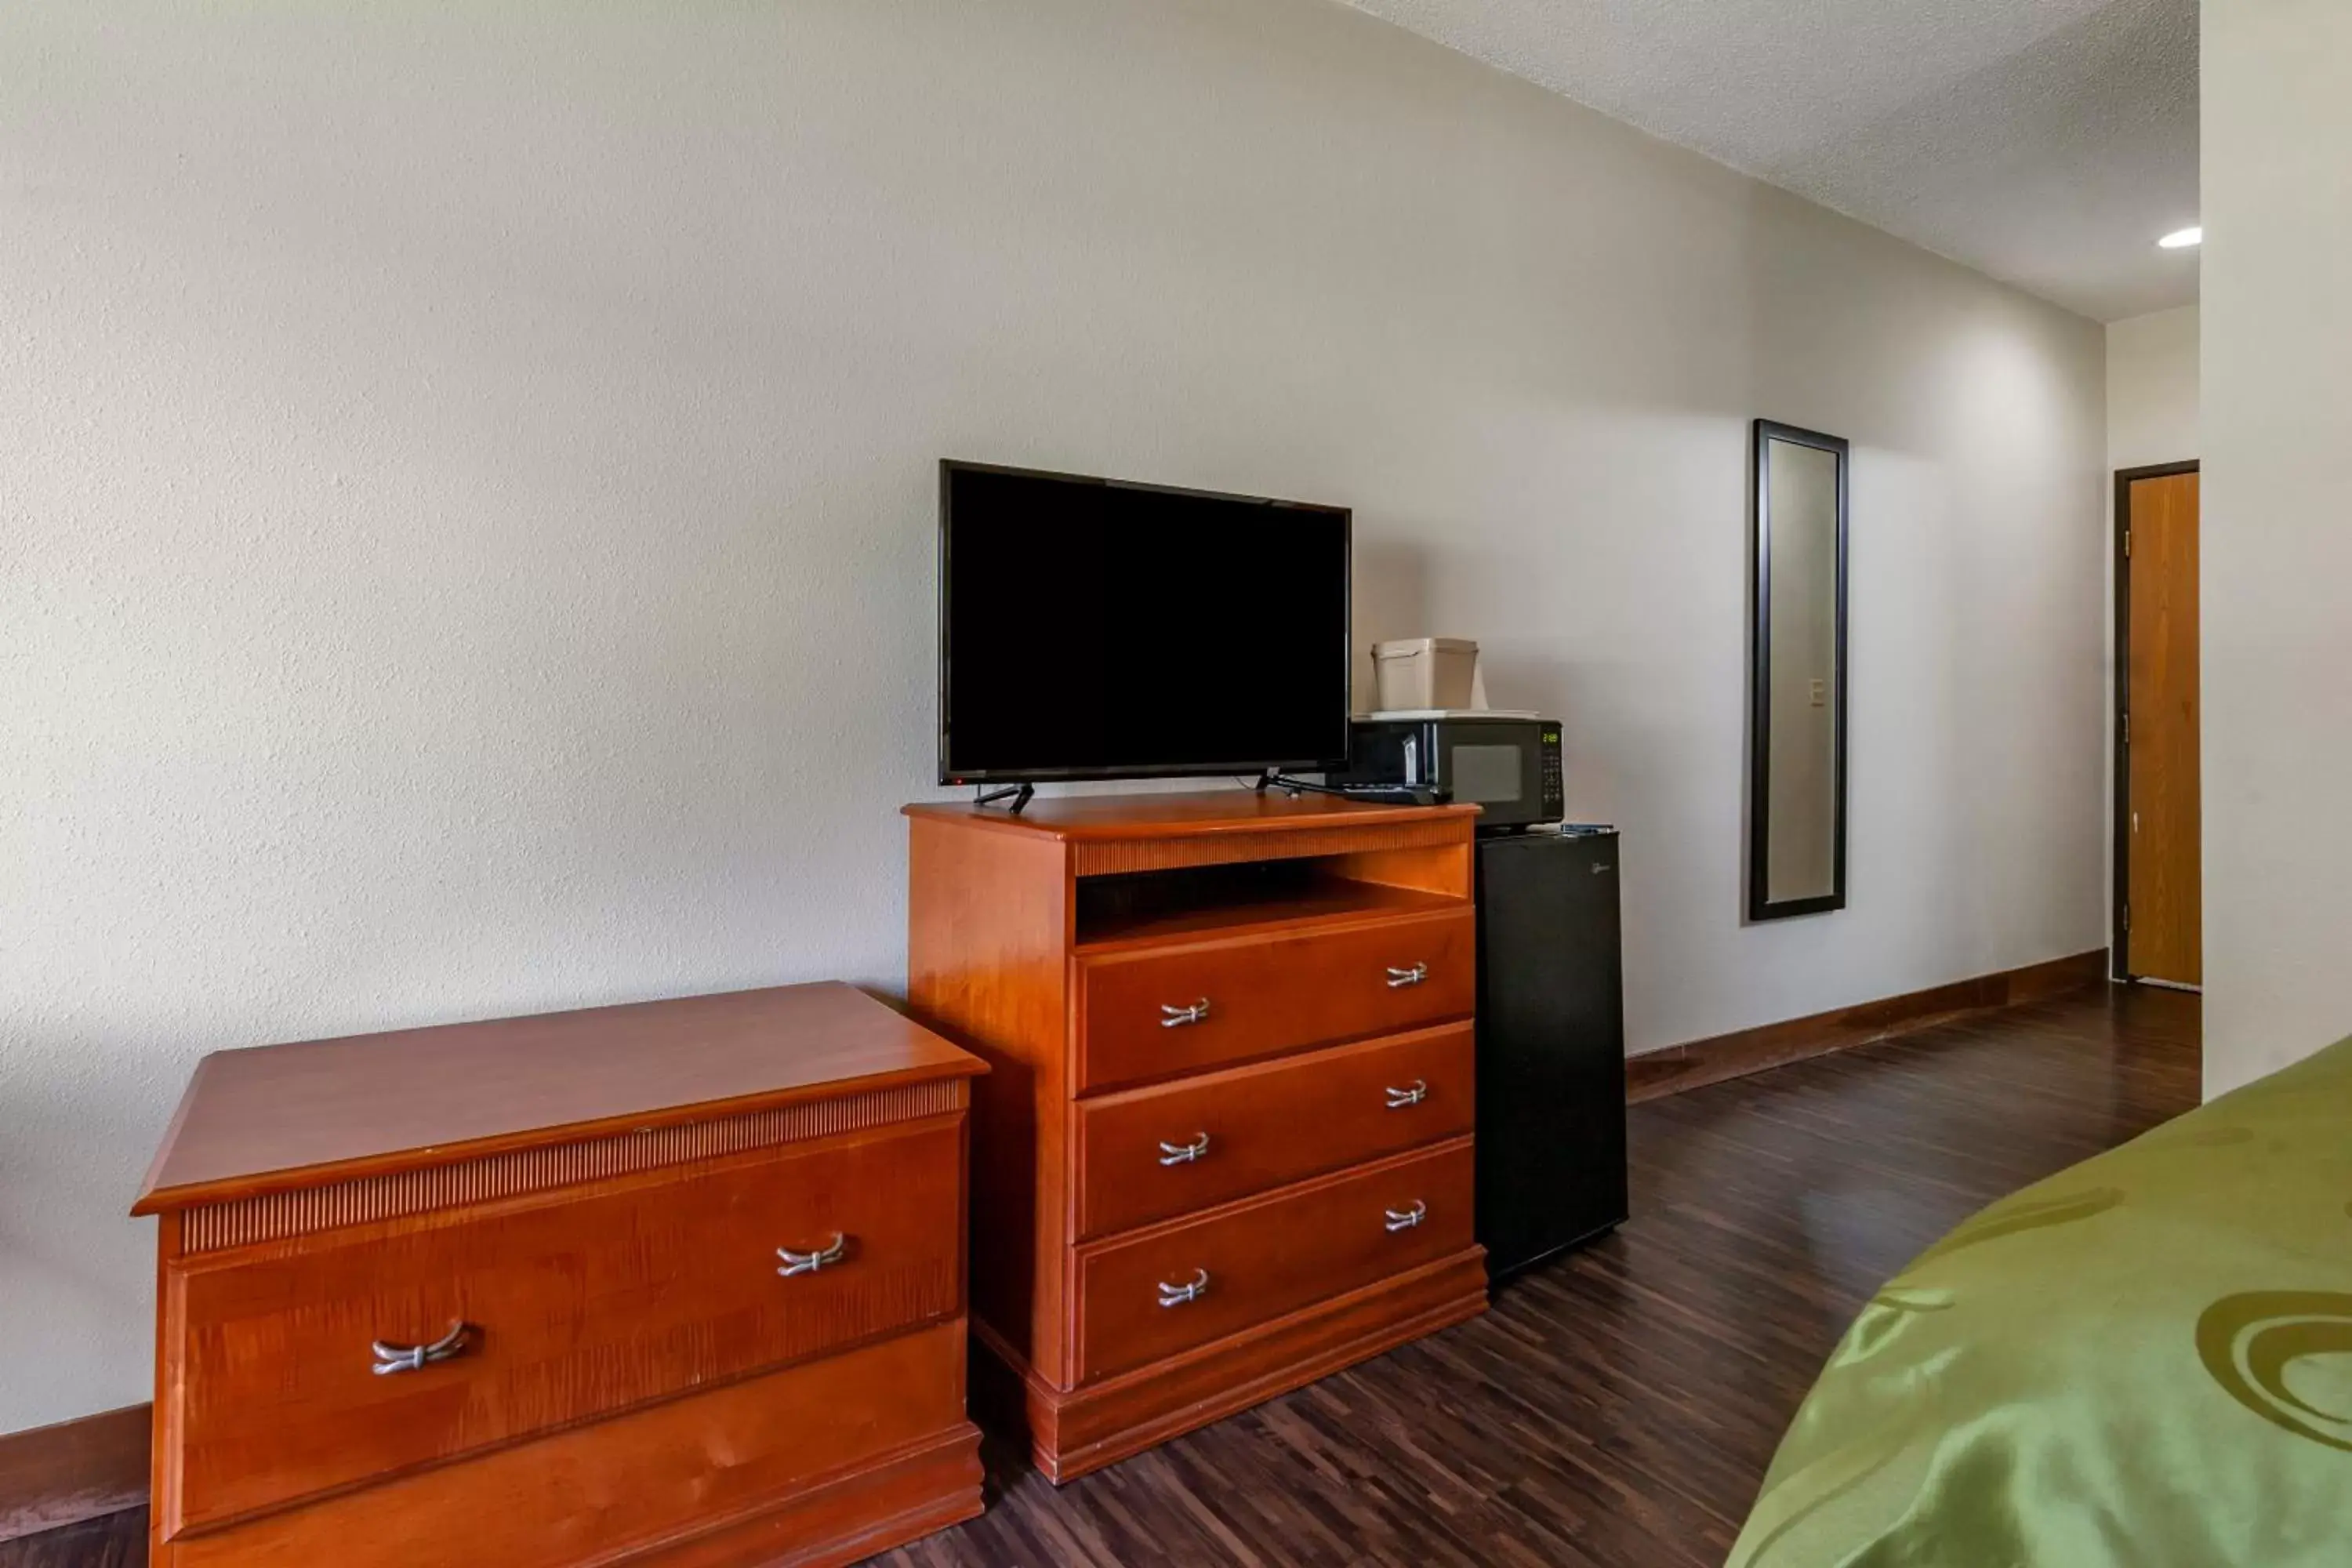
left=776, top=1232, right=849, bottom=1278
left=1158, top=1132, right=1212, bottom=1166
left=1157, top=1268, right=1210, bottom=1308
left=1385, top=1079, right=1428, bottom=1109
left=1385, top=963, right=1429, bottom=989
left=1385, top=1201, right=1428, bottom=1233
left=1160, top=998, right=1212, bottom=1028
left=371, top=1321, right=470, bottom=1376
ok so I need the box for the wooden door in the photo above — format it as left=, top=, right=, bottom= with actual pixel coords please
left=2123, top=470, right=2200, bottom=985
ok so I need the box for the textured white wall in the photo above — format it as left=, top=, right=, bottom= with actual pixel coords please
left=2107, top=304, right=2201, bottom=471
left=0, top=0, right=2105, bottom=1432
left=2201, top=3, right=2352, bottom=1097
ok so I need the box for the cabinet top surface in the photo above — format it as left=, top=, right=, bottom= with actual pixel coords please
left=134, top=982, right=984, bottom=1214
left=902, top=789, right=1479, bottom=841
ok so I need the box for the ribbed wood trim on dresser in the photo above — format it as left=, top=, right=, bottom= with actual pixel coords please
left=180, top=1078, right=967, bottom=1252
left=1069, top=818, right=1467, bottom=877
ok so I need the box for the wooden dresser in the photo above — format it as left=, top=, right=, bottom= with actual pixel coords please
left=132, top=982, right=988, bottom=1568
left=905, top=792, right=1488, bottom=1481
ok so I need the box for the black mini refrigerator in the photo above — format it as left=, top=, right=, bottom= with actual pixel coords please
left=1475, top=826, right=1629, bottom=1280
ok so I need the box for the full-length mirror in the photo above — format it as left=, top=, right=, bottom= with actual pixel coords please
left=1749, top=420, right=1849, bottom=920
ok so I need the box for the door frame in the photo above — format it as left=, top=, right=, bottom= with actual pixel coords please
left=2111, top=459, right=2200, bottom=982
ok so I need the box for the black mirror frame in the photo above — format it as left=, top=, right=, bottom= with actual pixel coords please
left=1748, top=419, right=1850, bottom=922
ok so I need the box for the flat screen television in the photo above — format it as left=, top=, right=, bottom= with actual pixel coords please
left=938, top=460, right=1352, bottom=785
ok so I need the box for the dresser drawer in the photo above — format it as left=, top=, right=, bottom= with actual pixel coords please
left=162, top=1116, right=964, bottom=1534
left=159, top=1321, right=978, bottom=1568
left=1074, top=908, right=1474, bottom=1093
left=1073, top=1138, right=1474, bottom=1383
left=1073, top=1022, right=1474, bottom=1241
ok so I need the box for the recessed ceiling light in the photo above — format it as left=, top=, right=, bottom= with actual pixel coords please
left=2158, top=226, right=2203, bottom=249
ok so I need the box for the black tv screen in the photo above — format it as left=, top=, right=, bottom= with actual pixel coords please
left=939, top=461, right=1352, bottom=784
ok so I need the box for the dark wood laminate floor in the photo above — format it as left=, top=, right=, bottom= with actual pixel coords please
left=886, top=982, right=2201, bottom=1568
left=7, top=983, right=2199, bottom=1568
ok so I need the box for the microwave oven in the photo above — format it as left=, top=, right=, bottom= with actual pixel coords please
left=1334, top=714, right=1563, bottom=833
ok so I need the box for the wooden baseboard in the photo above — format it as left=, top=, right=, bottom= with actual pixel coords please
left=1625, top=949, right=2109, bottom=1103
left=0, top=1405, right=150, bottom=1545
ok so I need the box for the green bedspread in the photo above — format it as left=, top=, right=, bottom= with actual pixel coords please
left=1726, top=1035, right=2352, bottom=1567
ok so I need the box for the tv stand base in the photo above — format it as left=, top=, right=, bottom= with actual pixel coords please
left=973, top=782, right=1035, bottom=814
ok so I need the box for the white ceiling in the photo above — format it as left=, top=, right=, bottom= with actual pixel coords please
left=1341, top=0, right=2199, bottom=322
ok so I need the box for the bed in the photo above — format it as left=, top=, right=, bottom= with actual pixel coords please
left=1726, top=1033, right=2352, bottom=1567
